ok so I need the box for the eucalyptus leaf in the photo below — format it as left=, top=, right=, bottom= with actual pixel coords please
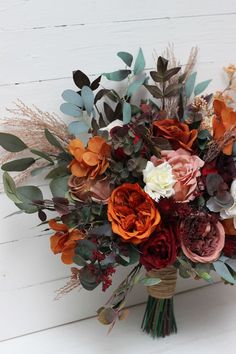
left=68, top=121, right=89, bottom=137
left=0, top=132, right=27, bottom=152
left=44, top=129, right=65, bottom=152
left=122, top=102, right=131, bottom=124
left=103, top=70, right=131, bottom=81
left=79, top=266, right=100, bottom=291
left=31, top=164, right=52, bottom=177
left=138, top=277, right=161, bottom=286
left=81, top=86, right=94, bottom=115
left=133, top=48, right=145, bottom=75
left=62, top=89, right=83, bottom=107
left=117, top=51, right=133, bottom=67
left=2, top=157, right=35, bottom=172
left=185, top=72, right=197, bottom=98
left=3, top=172, right=22, bottom=204
left=75, top=239, right=97, bottom=261
left=49, top=176, right=69, bottom=198
left=73, top=254, right=87, bottom=266
left=127, top=76, right=146, bottom=97
left=194, top=79, right=212, bottom=96
left=213, top=260, right=236, bottom=284
left=16, top=185, right=43, bottom=213
left=144, top=85, right=163, bottom=99
left=30, top=149, right=54, bottom=163
left=45, top=166, right=69, bottom=179
left=60, top=102, right=82, bottom=117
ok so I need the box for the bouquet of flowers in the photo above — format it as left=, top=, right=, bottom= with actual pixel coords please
left=1, top=47, right=236, bottom=339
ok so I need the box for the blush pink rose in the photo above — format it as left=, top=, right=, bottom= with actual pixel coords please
left=161, top=148, right=204, bottom=203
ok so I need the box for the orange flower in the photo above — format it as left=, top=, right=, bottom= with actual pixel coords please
left=213, top=99, right=236, bottom=155
left=49, top=219, right=84, bottom=264
left=222, top=218, right=236, bottom=236
left=153, top=118, right=198, bottom=152
left=68, top=136, right=111, bottom=179
left=108, top=183, right=160, bottom=244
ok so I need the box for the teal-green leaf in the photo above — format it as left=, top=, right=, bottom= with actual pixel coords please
left=2, top=172, right=22, bottom=204
left=44, top=129, right=65, bottom=151
left=2, top=157, right=35, bottom=172
left=49, top=175, right=69, bottom=198
left=81, top=86, right=94, bottom=115
left=127, top=76, right=146, bottom=97
left=194, top=79, right=212, bottom=96
left=62, top=89, right=83, bottom=107
left=117, top=51, right=133, bottom=67
left=122, top=102, right=131, bottom=124
left=213, top=260, right=236, bottom=284
left=60, top=102, right=82, bottom=117
left=75, top=239, right=97, bottom=261
left=138, top=277, right=161, bottom=286
left=103, top=70, right=131, bottom=81
left=185, top=72, right=197, bottom=98
left=16, top=185, right=43, bottom=213
left=0, top=132, right=27, bottom=152
left=68, top=121, right=89, bottom=137
left=133, top=48, right=145, bottom=75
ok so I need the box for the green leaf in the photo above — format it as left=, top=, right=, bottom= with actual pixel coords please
left=81, top=86, right=94, bottom=115
left=79, top=266, right=100, bottom=291
left=163, top=67, right=181, bottom=81
left=138, top=277, right=161, bottom=286
left=60, top=102, right=82, bottom=117
left=73, top=254, right=87, bottom=267
left=198, top=129, right=211, bottom=140
left=16, top=185, right=43, bottom=213
left=2, top=172, right=22, bottom=204
left=2, top=157, right=35, bottom=172
left=31, top=164, right=52, bottom=177
left=194, top=79, right=212, bottom=96
left=30, top=149, right=54, bottom=163
left=44, top=129, right=65, bottom=152
left=62, top=89, right=83, bottom=107
left=103, top=70, right=131, bottom=81
left=150, top=71, right=164, bottom=82
left=45, top=166, right=68, bottom=179
left=127, top=76, right=146, bottom=97
left=144, top=85, right=163, bottom=99
left=225, top=258, right=236, bottom=273
left=75, top=239, right=97, bottom=261
left=122, top=102, right=131, bottom=124
left=49, top=176, right=69, bottom=198
left=117, top=51, right=133, bottom=67
left=128, top=245, right=140, bottom=264
left=185, top=72, right=197, bottom=98
left=0, top=132, right=27, bottom=152
left=73, top=70, right=90, bottom=89
left=213, top=260, right=236, bottom=284
left=157, top=56, right=168, bottom=74
left=164, top=83, right=181, bottom=98
left=133, top=48, right=145, bottom=75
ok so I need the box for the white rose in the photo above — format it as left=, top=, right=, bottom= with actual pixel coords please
left=143, top=161, right=175, bottom=202
left=220, top=179, right=236, bottom=228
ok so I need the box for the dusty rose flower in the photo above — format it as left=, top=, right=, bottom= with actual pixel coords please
left=179, top=214, right=225, bottom=263
left=68, top=175, right=113, bottom=204
left=161, top=148, right=204, bottom=202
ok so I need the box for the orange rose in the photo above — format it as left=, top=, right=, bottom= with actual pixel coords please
left=49, top=219, right=84, bottom=264
left=68, top=136, right=111, bottom=179
left=108, top=183, right=160, bottom=244
left=213, top=99, right=236, bottom=155
left=153, top=118, right=198, bottom=152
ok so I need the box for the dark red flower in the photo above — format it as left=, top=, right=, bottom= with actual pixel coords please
left=140, top=226, right=178, bottom=270
left=223, top=236, right=236, bottom=257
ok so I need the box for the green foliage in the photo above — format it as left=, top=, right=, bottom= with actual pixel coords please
left=49, top=176, right=69, bottom=198
left=103, top=70, right=131, bottom=81
left=75, top=239, right=97, bottom=262
left=138, top=277, right=161, bottom=286
left=16, top=185, right=43, bottom=213
left=3, top=172, right=22, bottom=204
left=133, top=48, right=145, bottom=75
left=185, top=72, right=197, bottom=98
left=30, top=149, right=54, bottom=163
left=117, top=51, right=133, bottom=67
left=0, top=132, right=27, bottom=152
left=2, top=157, right=35, bottom=172
left=194, top=80, right=212, bottom=96
left=79, top=266, right=100, bottom=291
left=213, top=257, right=236, bottom=284
left=122, top=102, right=131, bottom=124
left=81, top=86, right=94, bottom=115
left=44, top=129, right=65, bottom=151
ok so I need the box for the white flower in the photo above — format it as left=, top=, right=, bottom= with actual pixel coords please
left=220, top=180, right=236, bottom=228
left=143, top=161, right=175, bottom=202
left=99, top=119, right=123, bottom=134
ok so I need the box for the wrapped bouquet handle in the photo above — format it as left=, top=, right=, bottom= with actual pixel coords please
left=142, top=266, right=177, bottom=338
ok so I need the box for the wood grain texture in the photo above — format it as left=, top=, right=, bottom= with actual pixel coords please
left=0, top=0, right=235, bottom=341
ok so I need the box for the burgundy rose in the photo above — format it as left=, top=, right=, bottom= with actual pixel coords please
left=140, top=226, right=178, bottom=270
left=223, top=236, right=236, bottom=257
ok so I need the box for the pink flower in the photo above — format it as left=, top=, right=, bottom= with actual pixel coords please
left=161, top=148, right=204, bottom=203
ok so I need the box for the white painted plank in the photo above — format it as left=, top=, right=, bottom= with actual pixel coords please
left=0, top=14, right=236, bottom=84
left=0, top=282, right=232, bottom=354
left=0, top=0, right=235, bottom=31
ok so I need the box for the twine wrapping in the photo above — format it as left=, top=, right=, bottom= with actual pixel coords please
left=146, top=266, right=177, bottom=299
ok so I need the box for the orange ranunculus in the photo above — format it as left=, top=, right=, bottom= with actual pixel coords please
left=213, top=99, right=236, bottom=155
left=107, top=183, right=160, bottom=244
left=153, top=118, right=198, bottom=152
left=68, top=136, right=111, bottom=179
left=49, top=219, right=84, bottom=264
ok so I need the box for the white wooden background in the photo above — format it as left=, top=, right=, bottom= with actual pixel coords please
left=0, top=0, right=235, bottom=343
